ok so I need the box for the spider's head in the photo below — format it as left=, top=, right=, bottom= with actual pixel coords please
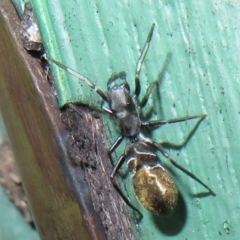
left=107, top=71, right=130, bottom=92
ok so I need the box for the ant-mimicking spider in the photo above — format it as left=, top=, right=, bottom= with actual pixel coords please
left=47, top=23, right=215, bottom=217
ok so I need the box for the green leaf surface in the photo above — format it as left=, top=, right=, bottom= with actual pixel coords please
left=28, top=0, right=240, bottom=239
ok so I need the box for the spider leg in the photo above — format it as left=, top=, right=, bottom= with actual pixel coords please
left=139, top=134, right=216, bottom=196
left=142, top=114, right=206, bottom=127
left=47, top=55, right=108, bottom=102
left=134, top=23, right=155, bottom=97
left=110, top=154, right=143, bottom=219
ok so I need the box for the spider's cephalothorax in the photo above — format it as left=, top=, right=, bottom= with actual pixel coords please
left=106, top=72, right=141, bottom=137
left=48, top=24, right=215, bottom=217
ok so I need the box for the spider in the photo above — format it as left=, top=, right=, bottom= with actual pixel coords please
left=47, top=23, right=215, bottom=216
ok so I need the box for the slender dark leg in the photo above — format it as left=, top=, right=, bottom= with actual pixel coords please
left=67, top=103, right=83, bottom=117
left=160, top=114, right=206, bottom=150
left=101, top=100, right=113, bottom=115
left=110, top=154, right=143, bottom=219
left=141, top=136, right=216, bottom=196
left=134, top=23, right=155, bottom=97
left=138, top=80, right=158, bottom=108
left=108, top=134, right=141, bottom=217
left=47, top=55, right=108, bottom=102
left=109, top=135, right=124, bottom=155
left=142, top=114, right=206, bottom=127
left=138, top=53, right=171, bottom=109
left=108, top=135, right=124, bottom=165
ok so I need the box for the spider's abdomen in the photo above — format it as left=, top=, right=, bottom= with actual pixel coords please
left=132, top=165, right=178, bottom=215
